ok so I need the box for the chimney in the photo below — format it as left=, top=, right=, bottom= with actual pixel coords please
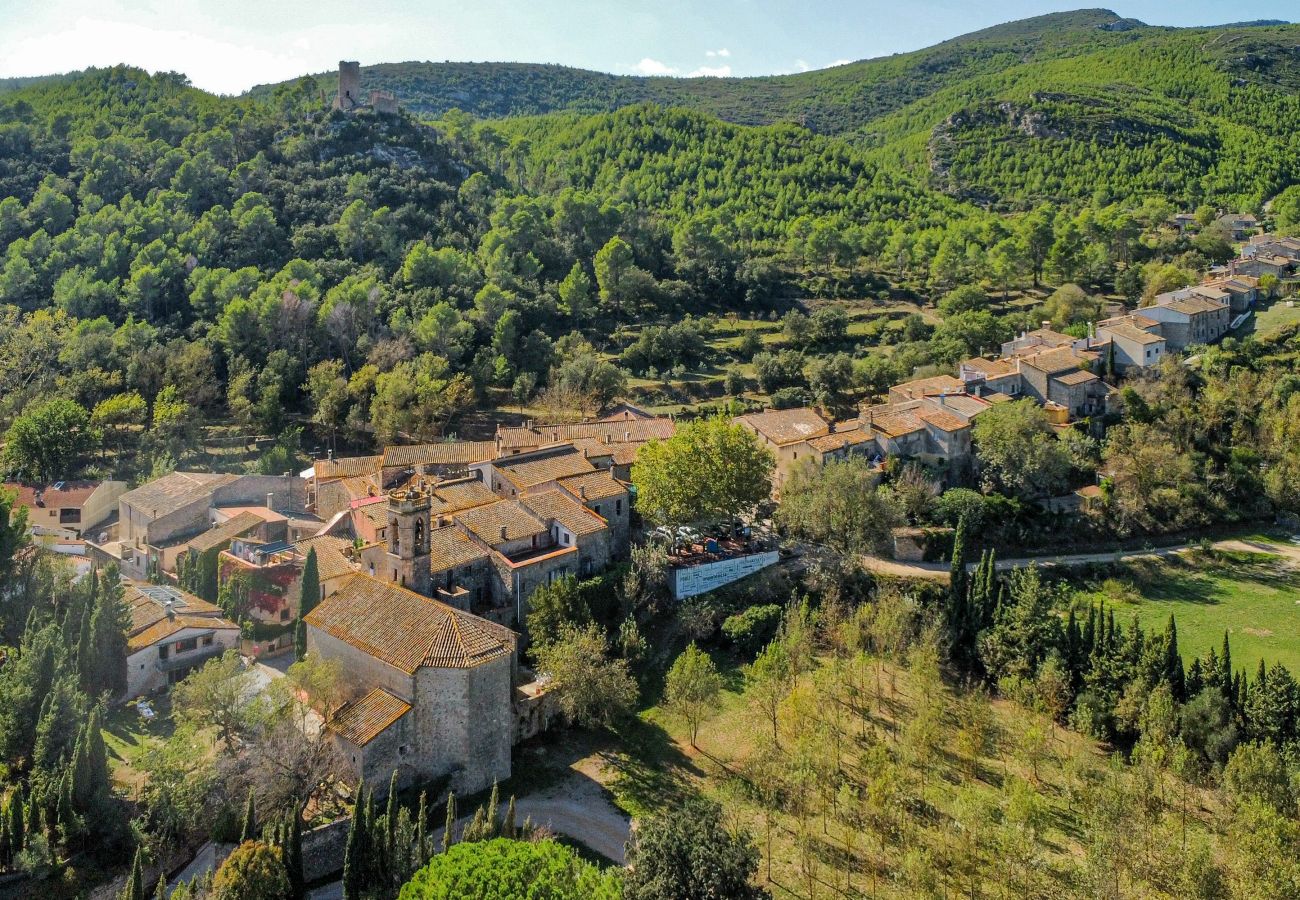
left=579, top=485, right=587, bottom=500
left=1041, top=320, right=1051, bottom=331
left=624, top=431, right=631, bottom=442
left=266, top=492, right=275, bottom=511
left=327, top=448, right=334, bottom=461
left=499, top=525, right=507, bottom=541
left=604, top=434, right=611, bottom=444
left=164, top=599, right=175, bottom=620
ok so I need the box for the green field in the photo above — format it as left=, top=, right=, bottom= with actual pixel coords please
left=1084, top=551, right=1300, bottom=676
left=1249, top=299, right=1300, bottom=339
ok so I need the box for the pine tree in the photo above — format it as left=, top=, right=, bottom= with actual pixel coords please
left=442, top=791, right=456, bottom=853
left=503, top=796, right=517, bottom=840
left=239, top=789, right=256, bottom=844
left=299, top=548, right=321, bottom=619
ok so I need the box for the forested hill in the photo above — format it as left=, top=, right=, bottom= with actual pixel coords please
left=248, top=9, right=1150, bottom=132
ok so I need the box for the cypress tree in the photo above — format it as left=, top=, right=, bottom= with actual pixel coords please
left=122, top=847, right=144, bottom=900
left=486, top=780, right=499, bottom=838
left=341, top=785, right=365, bottom=900
left=442, top=791, right=456, bottom=853
left=154, top=875, right=168, bottom=900
left=76, top=578, right=97, bottom=690
left=1163, top=615, right=1185, bottom=701
left=293, top=618, right=307, bottom=661
left=415, top=791, right=428, bottom=863
left=285, top=814, right=304, bottom=900
left=1221, top=631, right=1233, bottom=701
left=299, top=549, right=321, bottom=618
left=503, top=796, right=517, bottom=840
left=1186, top=657, right=1204, bottom=699
left=1083, top=603, right=1096, bottom=657
left=948, top=516, right=969, bottom=627
left=239, top=789, right=256, bottom=844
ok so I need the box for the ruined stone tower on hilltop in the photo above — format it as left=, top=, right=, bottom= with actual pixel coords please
left=331, top=60, right=399, bottom=115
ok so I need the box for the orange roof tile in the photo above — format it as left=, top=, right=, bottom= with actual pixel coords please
left=454, top=500, right=547, bottom=545
left=521, top=491, right=607, bottom=537
left=314, top=456, right=381, bottom=481
left=736, top=408, right=830, bottom=445
left=329, top=688, right=411, bottom=746
left=305, top=574, right=514, bottom=673
left=382, top=442, right=497, bottom=469
left=555, top=470, right=626, bottom=502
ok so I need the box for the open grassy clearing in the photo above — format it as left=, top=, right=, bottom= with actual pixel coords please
left=1248, top=298, right=1300, bottom=339
left=1082, top=550, right=1300, bottom=675
left=103, top=697, right=176, bottom=797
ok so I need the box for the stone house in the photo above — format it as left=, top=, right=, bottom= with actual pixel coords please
left=1000, top=325, right=1076, bottom=359
left=124, top=583, right=239, bottom=698
left=1201, top=275, right=1260, bottom=313
left=1143, top=293, right=1231, bottom=350
left=1231, top=254, right=1291, bottom=279
left=734, top=407, right=832, bottom=494
left=1216, top=212, right=1259, bottom=241
left=379, top=442, right=497, bottom=489
left=4, top=480, right=127, bottom=541
left=1096, top=316, right=1166, bottom=372
left=305, top=574, right=517, bottom=796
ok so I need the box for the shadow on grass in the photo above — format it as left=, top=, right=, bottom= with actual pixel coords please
left=603, top=716, right=705, bottom=818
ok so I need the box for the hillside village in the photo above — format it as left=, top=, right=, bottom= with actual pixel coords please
left=4, top=10, right=1300, bottom=898
left=0, top=215, right=1289, bottom=820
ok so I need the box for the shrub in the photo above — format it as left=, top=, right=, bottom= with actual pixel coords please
left=722, top=604, right=783, bottom=657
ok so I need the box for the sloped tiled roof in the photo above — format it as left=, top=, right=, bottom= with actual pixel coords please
left=428, top=479, right=497, bottom=516
left=555, top=470, right=626, bottom=502
left=305, top=574, right=514, bottom=673
left=1157, top=294, right=1228, bottom=315
left=3, top=481, right=103, bottom=511
left=1020, top=347, right=1096, bottom=375
left=522, top=491, right=608, bottom=537
left=121, top=472, right=239, bottom=519
left=382, top=442, right=497, bottom=469
left=960, top=357, right=1016, bottom=377
left=889, top=375, right=965, bottom=400
left=735, top=407, right=830, bottom=445
left=128, top=615, right=240, bottom=654
left=866, top=409, right=925, bottom=437
left=186, top=511, right=263, bottom=554
left=428, top=525, right=489, bottom=572
left=314, top=456, right=381, bottom=481
left=806, top=429, right=875, bottom=453
left=496, top=447, right=596, bottom=490
left=454, top=500, right=547, bottom=545
left=1052, top=369, right=1100, bottom=387
left=329, top=688, right=411, bottom=746
left=1102, top=322, right=1164, bottom=345
left=294, top=534, right=357, bottom=581
left=125, top=582, right=224, bottom=636
left=917, top=409, right=970, bottom=433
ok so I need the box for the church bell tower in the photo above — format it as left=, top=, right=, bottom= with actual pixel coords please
left=386, top=487, right=431, bottom=596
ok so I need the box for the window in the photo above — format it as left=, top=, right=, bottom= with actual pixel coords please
left=563, top=533, right=570, bottom=546
left=280, top=609, right=289, bottom=622
left=59, top=508, right=81, bottom=524
left=175, top=637, right=198, bottom=654
left=202, top=635, right=214, bottom=646
left=594, top=505, right=603, bottom=517
left=158, top=645, right=169, bottom=661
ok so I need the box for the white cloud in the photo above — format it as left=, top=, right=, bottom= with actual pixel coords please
left=706, top=48, right=731, bottom=58
left=687, top=64, right=732, bottom=78
left=827, top=59, right=852, bottom=68
left=793, top=59, right=811, bottom=72
left=631, top=57, right=678, bottom=76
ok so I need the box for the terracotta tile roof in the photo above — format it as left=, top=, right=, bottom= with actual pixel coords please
left=735, top=408, right=830, bottom=445
left=928, top=394, right=989, bottom=419
left=428, top=479, right=497, bottom=516
left=128, top=614, right=240, bottom=654
left=314, top=456, right=381, bottom=481
left=1190, top=286, right=1229, bottom=301
left=806, top=428, right=875, bottom=453
left=186, top=511, right=264, bottom=554
left=3, top=481, right=102, bottom=511
left=496, top=427, right=541, bottom=450
left=1017, top=327, right=1075, bottom=347
left=382, top=442, right=497, bottom=469
left=536, top=419, right=676, bottom=445
left=522, top=491, right=607, bottom=537
left=1102, top=322, right=1164, bottom=345
left=917, top=410, right=969, bottom=433
left=125, top=582, right=224, bottom=636
left=1020, top=347, right=1096, bottom=375
left=294, top=534, right=357, bottom=581
left=329, top=688, right=411, bottom=746
left=1053, top=369, right=1100, bottom=387
left=890, top=375, right=965, bottom=400
left=121, top=472, right=239, bottom=519
left=960, top=357, right=1015, bottom=377
left=305, top=574, right=514, bottom=673
left=428, top=525, right=489, bottom=572
left=496, top=447, right=596, bottom=490
left=555, top=470, right=626, bottom=502
left=1157, top=294, right=1228, bottom=315
left=867, top=409, right=925, bottom=437
left=454, top=500, right=547, bottom=545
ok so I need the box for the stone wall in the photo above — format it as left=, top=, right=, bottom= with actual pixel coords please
left=414, top=655, right=512, bottom=795
left=302, top=817, right=351, bottom=883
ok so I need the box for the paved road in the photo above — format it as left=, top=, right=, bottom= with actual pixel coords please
left=863, top=536, right=1300, bottom=581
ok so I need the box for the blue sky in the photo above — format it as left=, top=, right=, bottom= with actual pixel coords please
left=0, top=0, right=1291, bottom=94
